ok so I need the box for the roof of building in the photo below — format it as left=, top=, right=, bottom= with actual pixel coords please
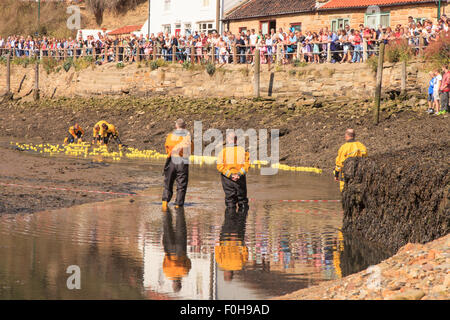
left=319, top=0, right=437, bottom=10
left=224, top=0, right=317, bottom=21
left=107, top=25, right=142, bottom=35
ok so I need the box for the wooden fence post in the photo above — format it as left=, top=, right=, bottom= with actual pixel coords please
left=419, top=36, right=424, bottom=57
left=211, top=44, right=215, bottom=64
left=373, top=42, right=385, bottom=125
left=190, top=45, right=194, bottom=63
left=254, top=47, right=260, bottom=98
left=276, top=44, right=282, bottom=65
left=33, top=62, right=40, bottom=101
left=327, top=43, right=331, bottom=63
left=115, top=45, right=119, bottom=62
left=172, top=45, right=176, bottom=63
left=232, top=44, right=237, bottom=65
left=363, top=38, right=368, bottom=62
left=6, top=53, right=11, bottom=95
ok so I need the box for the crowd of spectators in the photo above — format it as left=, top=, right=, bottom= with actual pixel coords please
left=1, top=15, right=449, bottom=65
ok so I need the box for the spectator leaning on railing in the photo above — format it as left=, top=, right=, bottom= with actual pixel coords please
left=0, top=16, right=448, bottom=66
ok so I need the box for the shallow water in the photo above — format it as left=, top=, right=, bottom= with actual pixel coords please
left=0, top=146, right=391, bottom=300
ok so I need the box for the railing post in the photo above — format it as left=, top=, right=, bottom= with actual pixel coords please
left=327, top=42, right=331, bottom=63
left=172, top=45, right=176, bottom=63
left=363, top=38, right=368, bottom=62
left=64, top=48, right=67, bottom=60
left=419, top=36, right=424, bottom=57
left=211, top=44, right=215, bottom=64
left=190, top=45, right=195, bottom=63
left=233, top=44, right=237, bottom=65
left=115, top=45, right=119, bottom=62
left=296, top=43, right=301, bottom=60
left=276, top=43, right=282, bottom=65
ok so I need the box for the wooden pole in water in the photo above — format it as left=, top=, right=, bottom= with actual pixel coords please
left=254, top=47, right=260, bottom=98
left=373, top=42, right=385, bottom=125
left=33, top=62, right=40, bottom=101
left=6, top=53, right=11, bottom=95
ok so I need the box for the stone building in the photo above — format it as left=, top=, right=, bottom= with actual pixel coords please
left=223, top=0, right=449, bottom=34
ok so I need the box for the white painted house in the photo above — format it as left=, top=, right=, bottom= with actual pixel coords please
left=139, top=0, right=246, bottom=36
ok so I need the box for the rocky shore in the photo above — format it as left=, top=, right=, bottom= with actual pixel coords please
left=276, top=233, right=450, bottom=300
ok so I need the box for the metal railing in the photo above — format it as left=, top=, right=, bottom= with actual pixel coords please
left=0, top=36, right=432, bottom=66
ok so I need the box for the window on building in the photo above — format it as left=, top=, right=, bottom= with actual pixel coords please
left=164, top=0, right=171, bottom=11
left=239, top=27, right=247, bottom=34
left=198, top=22, right=214, bottom=34
left=290, top=23, right=302, bottom=32
left=365, top=12, right=390, bottom=28
left=414, top=17, right=427, bottom=25
left=202, top=0, right=210, bottom=7
left=260, top=20, right=276, bottom=35
left=163, top=24, right=171, bottom=34
left=331, top=18, right=350, bottom=32
left=184, top=23, right=192, bottom=36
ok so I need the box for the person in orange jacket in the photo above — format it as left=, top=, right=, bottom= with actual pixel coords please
left=214, top=206, right=248, bottom=282
left=64, top=123, right=84, bottom=144
left=100, top=122, right=123, bottom=147
left=217, top=132, right=250, bottom=211
left=162, top=206, right=191, bottom=293
left=334, top=129, right=368, bottom=192
left=162, top=119, right=193, bottom=211
left=92, top=120, right=108, bottom=145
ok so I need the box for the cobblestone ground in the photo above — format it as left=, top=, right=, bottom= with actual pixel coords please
left=276, top=234, right=449, bottom=300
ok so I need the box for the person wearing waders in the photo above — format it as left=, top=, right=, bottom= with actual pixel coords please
left=334, top=129, right=368, bottom=192
left=216, top=132, right=250, bottom=212
left=162, top=119, right=192, bottom=212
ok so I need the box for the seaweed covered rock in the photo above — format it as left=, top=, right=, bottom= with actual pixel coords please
left=341, top=142, right=449, bottom=252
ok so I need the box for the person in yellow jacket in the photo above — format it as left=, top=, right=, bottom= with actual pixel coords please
left=64, top=123, right=84, bottom=144
left=214, top=206, right=248, bottom=282
left=162, top=119, right=193, bottom=211
left=162, top=207, right=191, bottom=293
left=92, top=120, right=108, bottom=145
left=100, top=122, right=123, bottom=147
left=217, top=132, right=250, bottom=211
left=334, top=129, right=368, bottom=192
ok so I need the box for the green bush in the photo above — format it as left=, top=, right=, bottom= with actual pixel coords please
left=385, top=40, right=414, bottom=63
left=424, top=34, right=450, bottom=70
left=149, top=60, right=159, bottom=70
left=63, top=58, right=73, bottom=72
left=116, top=62, right=125, bottom=69
left=205, top=62, right=215, bottom=76
left=293, top=59, right=308, bottom=68
left=366, top=55, right=378, bottom=73
left=41, top=57, right=59, bottom=74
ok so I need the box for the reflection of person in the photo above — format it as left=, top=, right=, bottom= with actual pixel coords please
left=334, top=129, right=367, bottom=192
left=162, top=207, right=191, bottom=292
left=214, top=206, right=249, bottom=282
left=216, top=132, right=250, bottom=212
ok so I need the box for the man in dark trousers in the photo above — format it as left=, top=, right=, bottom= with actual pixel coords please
left=216, top=132, right=250, bottom=212
left=162, top=119, right=192, bottom=211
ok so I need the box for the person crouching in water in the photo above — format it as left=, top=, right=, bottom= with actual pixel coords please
left=217, top=132, right=250, bottom=212
left=64, top=123, right=84, bottom=144
left=162, top=119, right=192, bottom=212
left=100, top=122, right=123, bottom=148
left=92, top=120, right=108, bottom=145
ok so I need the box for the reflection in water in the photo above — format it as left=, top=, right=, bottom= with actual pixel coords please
left=0, top=161, right=392, bottom=300
left=215, top=207, right=249, bottom=283
left=162, top=207, right=191, bottom=293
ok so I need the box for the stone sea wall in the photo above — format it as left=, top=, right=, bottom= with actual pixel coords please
left=0, top=60, right=428, bottom=100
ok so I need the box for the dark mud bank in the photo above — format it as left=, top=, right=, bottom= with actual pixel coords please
left=341, top=143, right=450, bottom=251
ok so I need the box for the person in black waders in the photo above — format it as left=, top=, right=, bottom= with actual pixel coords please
left=64, top=123, right=84, bottom=144
left=216, top=132, right=250, bottom=212
left=162, top=119, right=192, bottom=212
